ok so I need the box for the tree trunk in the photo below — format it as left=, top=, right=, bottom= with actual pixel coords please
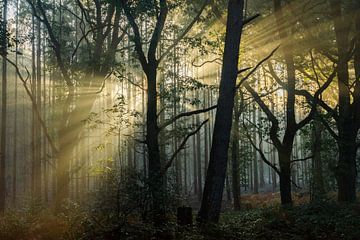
left=196, top=90, right=203, bottom=200
left=278, top=150, right=292, bottom=205
left=252, top=105, right=258, bottom=194
left=145, top=65, right=165, bottom=225
left=311, top=116, right=325, bottom=201
left=198, top=0, right=244, bottom=223
left=329, top=0, right=359, bottom=202
left=12, top=0, right=19, bottom=206
left=0, top=0, right=8, bottom=213
left=336, top=128, right=357, bottom=202
left=231, top=95, right=241, bottom=210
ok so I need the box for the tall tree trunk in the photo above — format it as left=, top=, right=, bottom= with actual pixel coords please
left=35, top=18, right=42, bottom=200
left=198, top=0, right=244, bottom=223
left=231, top=94, right=241, bottom=210
left=192, top=115, right=198, bottom=195
left=311, top=115, right=325, bottom=201
left=329, top=0, right=358, bottom=202
left=145, top=64, right=165, bottom=224
left=0, top=0, right=8, bottom=213
left=12, top=0, right=19, bottom=206
left=273, top=0, right=297, bottom=205
left=252, top=104, right=258, bottom=194
left=196, top=90, right=203, bottom=200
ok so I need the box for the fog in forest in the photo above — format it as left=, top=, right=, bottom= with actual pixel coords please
left=0, top=0, right=359, bottom=239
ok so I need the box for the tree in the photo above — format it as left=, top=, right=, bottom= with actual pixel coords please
left=292, top=0, right=360, bottom=202
left=231, top=92, right=244, bottom=210
left=198, top=0, right=245, bottom=223
left=0, top=0, right=8, bottom=214
left=120, top=0, right=211, bottom=224
left=243, top=0, right=336, bottom=205
left=26, top=0, right=128, bottom=211
left=328, top=0, right=359, bottom=202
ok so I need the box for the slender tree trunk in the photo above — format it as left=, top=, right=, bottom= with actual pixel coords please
left=0, top=0, right=8, bottom=213
left=252, top=105, right=258, bottom=194
left=12, top=0, right=19, bottom=206
left=192, top=115, right=198, bottom=195
left=196, top=90, right=202, bottom=200
left=198, top=0, right=244, bottom=223
left=35, top=18, right=42, bottom=200
left=204, top=89, right=209, bottom=172
left=311, top=115, right=325, bottom=201
left=231, top=95, right=241, bottom=210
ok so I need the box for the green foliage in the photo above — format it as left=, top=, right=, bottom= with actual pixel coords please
left=84, top=167, right=179, bottom=239
left=0, top=201, right=87, bottom=240
left=176, top=202, right=360, bottom=240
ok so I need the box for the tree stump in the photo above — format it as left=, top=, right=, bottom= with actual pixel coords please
left=177, top=206, right=193, bottom=226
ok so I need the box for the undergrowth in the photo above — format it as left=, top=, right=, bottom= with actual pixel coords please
left=1, top=198, right=359, bottom=239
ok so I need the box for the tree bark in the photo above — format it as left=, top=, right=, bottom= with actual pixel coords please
left=198, top=0, right=244, bottom=223
left=278, top=149, right=292, bottom=205
left=231, top=95, right=241, bottom=210
left=311, top=115, right=325, bottom=201
left=145, top=64, right=166, bottom=225
left=0, top=0, right=8, bottom=213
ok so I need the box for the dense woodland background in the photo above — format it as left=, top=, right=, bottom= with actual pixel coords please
left=0, top=0, right=359, bottom=239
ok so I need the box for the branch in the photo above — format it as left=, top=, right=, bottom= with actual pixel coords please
left=295, top=69, right=337, bottom=131
left=161, top=119, right=209, bottom=175
left=243, top=81, right=283, bottom=150
left=236, top=46, right=280, bottom=89
left=115, top=70, right=147, bottom=91
left=318, top=114, right=339, bottom=141
left=237, top=67, right=252, bottom=75
left=290, top=155, right=313, bottom=163
left=158, top=104, right=217, bottom=131
left=120, top=0, right=148, bottom=69
left=243, top=14, right=260, bottom=25
left=243, top=123, right=280, bottom=174
left=148, top=0, right=168, bottom=64
left=192, top=57, right=222, bottom=68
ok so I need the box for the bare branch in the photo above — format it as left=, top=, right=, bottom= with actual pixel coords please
left=295, top=68, right=337, bottom=130
left=236, top=46, right=280, bottom=89
left=192, top=57, right=222, bottom=68
left=290, top=155, right=313, bottom=163
left=159, top=105, right=217, bottom=131
left=243, top=123, right=280, bottom=174
left=243, top=14, right=260, bottom=25
left=161, top=119, right=209, bottom=175
left=243, top=81, right=283, bottom=150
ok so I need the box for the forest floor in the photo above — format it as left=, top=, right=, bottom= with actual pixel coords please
left=1, top=193, right=359, bottom=240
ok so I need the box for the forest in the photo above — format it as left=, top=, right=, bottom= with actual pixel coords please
left=0, top=0, right=359, bottom=239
